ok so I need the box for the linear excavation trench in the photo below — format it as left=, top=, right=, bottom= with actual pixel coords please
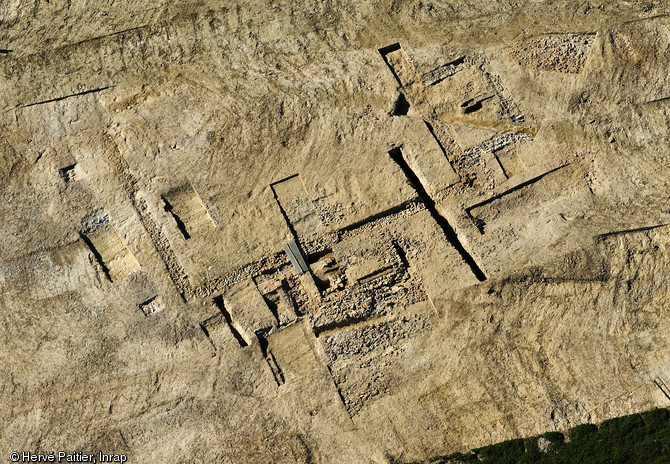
left=388, top=147, right=487, bottom=281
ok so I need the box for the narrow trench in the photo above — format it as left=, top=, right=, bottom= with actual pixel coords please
left=163, top=199, right=191, bottom=239
left=388, top=147, right=487, bottom=281
left=357, top=266, right=394, bottom=284
left=378, top=43, right=403, bottom=87
left=256, top=333, right=285, bottom=386
left=199, top=321, right=211, bottom=338
left=281, top=279, right=303, bottom=317
left=655, top=379, right=670, bottom=402
left=80, top=233, right=112, bottom=281
left=391, top=240, right=409, bottom=269
left=270, top=181, right=301, bottom=244
left=338, top=200, right=415, bottom=233
left=22, top=86, right=112, bottom=108
left=314, top=310, right=387, bottom=337
left=268, top=350, right=285, bottom=385
left=465, top=164, right=567, bottom=212
left=261, top=294, right=281, bottom=325
left=272, top=195, right=300, bottom=243
left=213, top=296, right=249, bottom=347
left=423, top=121, right=449, bottom=156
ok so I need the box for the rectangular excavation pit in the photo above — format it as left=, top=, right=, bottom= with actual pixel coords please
left=82, top=222, right=140, bottom=282
left=220, top=278, right=278, bottom=345
left=267, top=321, right=326, bottom=381
left=271, top=174, right=320, bottom=239
left=425, top=53, right=526, bottom=138
left=427, top=65, right=506, bottom=129
left=255, top=277, right=298, bottom=325
left=379, top=43, right=417, bottom=88
left=162, top=183, right=216, bottom=239
left=333, top=231, right=395, bottom=285
left=388, top=148, right=487, bottom=281
left=308, top=248, right=346, bottom=293
left=59, top=163, right=77, bottom=183
left=208, top=301, right=248, bottom=348
left=266, top=320, right=352, bottom=425
left=139, top=295, right=163, bottom=317
left=200, top=313, right=242, bottom=350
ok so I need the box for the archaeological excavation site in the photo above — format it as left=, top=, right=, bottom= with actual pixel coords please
left=4, top=1, right=670, bottom=463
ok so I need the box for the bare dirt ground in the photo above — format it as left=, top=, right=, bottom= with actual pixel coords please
left=2, top=1, right=670, bottom=462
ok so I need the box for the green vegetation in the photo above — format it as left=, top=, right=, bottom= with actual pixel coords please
left=409, top=408, right=670, bottom=464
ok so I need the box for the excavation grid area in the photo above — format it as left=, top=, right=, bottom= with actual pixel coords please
left=388, top=147, right=486, bottom=281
